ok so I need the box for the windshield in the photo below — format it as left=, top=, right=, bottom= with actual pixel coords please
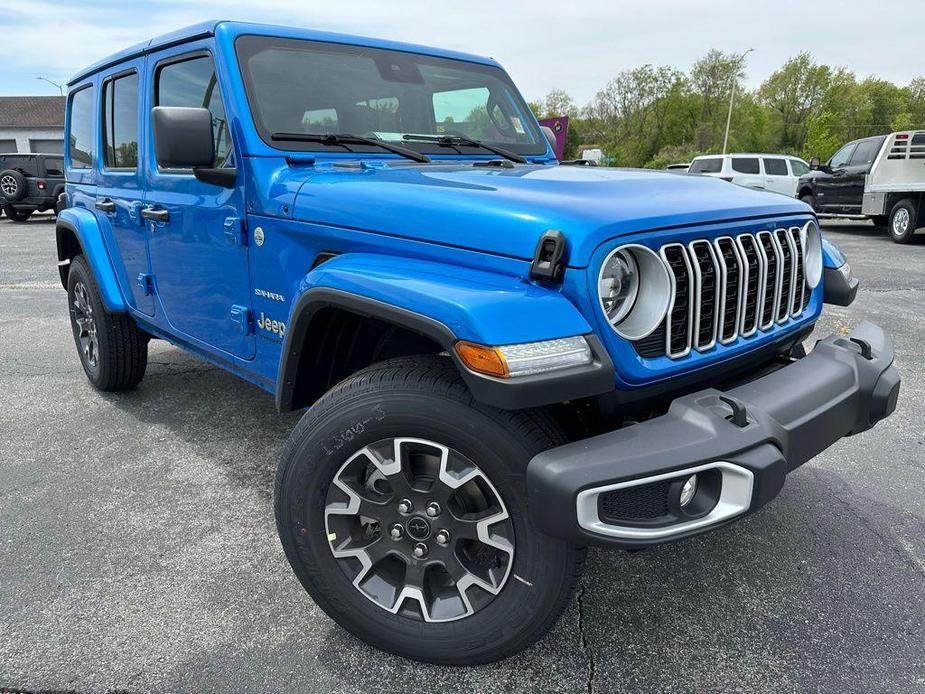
left=235, top=36, right=547, bottom=157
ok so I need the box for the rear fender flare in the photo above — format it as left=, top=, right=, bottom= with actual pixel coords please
left=55, top=207, right=127, bottom=312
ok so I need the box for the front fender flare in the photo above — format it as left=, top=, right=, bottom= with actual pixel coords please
left=56, top=207, right=127, bottom=312
left=276, top=254, right=614, bottom=411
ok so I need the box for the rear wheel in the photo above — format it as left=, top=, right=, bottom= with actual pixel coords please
left=888, top=198, right=918, bottom=244
left=3, top=205, right=32, bottom=222
left=275, top=356, right=584, bottom=664
left=67, top=255, right=148, bottom=390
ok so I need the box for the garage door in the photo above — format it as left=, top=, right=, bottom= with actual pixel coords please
left=0, top=139, right=16, bottom=153
left=29, top=139, right=64, bottom=154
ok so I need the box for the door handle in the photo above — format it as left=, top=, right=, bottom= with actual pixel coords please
left=95, top=199, right=116, bottom=213
left=141, top=207, right=169, bottom=222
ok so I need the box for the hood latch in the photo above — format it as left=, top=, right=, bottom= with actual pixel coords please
left=530, top=229, right=567, bottom=283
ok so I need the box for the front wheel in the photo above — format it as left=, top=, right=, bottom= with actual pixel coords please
left=275, top=356, right=584, bottom=664
left=888, top=199, right=919, bottom=244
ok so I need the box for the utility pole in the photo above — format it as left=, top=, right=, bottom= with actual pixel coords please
left=35, top=76, right=64, bottom=96
left=722, top=48, right=754, bottom=155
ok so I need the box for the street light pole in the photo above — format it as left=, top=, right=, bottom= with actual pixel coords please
left=722, top=48, right=754, bottom=155
left=35, top=76, right=64, bottom=96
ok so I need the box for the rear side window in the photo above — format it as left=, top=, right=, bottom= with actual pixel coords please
left=689, top=158, right=722, bottom=174
left=763, top=158, right=788, bottom=176
left=103, top=72, right=139, bottom=169
left=44, top=158, right=64, bottom=176
left=155, top=54, right=231, bottom=167
left=789, top=159, right=809, bottom=176
left=850, top=139, right=882, bottom=166
left=68, top=86, right=95, bottom=169
left=731, top=157, right=760, bottom=174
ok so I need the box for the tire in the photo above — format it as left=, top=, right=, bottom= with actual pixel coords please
left=870, top=215, right=888, bottom=227
left=275, top=355, right=584, bottom=664
left=800, top=193, right=816, bottom=211
left=0, top=169, right=27, bottom=202
left=3, top=205, right=32, bottom=222
left=888, top=198, right=918, bottom=244
left=66, top=255, right=148, bottom=390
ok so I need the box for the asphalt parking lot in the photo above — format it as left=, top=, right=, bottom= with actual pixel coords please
left=1, top=214, right=923, bottom=693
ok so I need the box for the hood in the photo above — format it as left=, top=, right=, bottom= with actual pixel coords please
left=291, top=163, right=810, bottom=267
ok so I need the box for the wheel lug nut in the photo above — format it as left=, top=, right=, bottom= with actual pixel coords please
left=435, top=529, right=450, bottom=546
left=412, top=543, right=428, bottom=559
left=390, top=524, right=404, bottom=540
left=397, top=498, right=413, bottom=514
left=425, top=501, right=441, bottom=517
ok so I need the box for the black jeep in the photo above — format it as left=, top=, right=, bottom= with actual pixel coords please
left=0, top=153, right=65, bottom=221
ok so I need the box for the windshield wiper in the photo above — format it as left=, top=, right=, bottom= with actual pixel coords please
left=270, top=132, right=431, bottom=163
left=402, top=134, right=528, bottom=164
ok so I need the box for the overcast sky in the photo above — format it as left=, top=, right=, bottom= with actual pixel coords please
left=4, top=0, right=923, bottom=104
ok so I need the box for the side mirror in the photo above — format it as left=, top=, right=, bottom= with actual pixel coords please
left=152, top=106, right=236, bottom=187
left=541, top=126, right=558, bottom=156
left=809, top=156, right=820, bottom=170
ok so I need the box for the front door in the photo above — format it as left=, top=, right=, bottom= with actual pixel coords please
left=816, top=142, right=856, bottom=211
left=95, top=60, right=154, bottom=315
left=143, top=46, right=254, bottom=359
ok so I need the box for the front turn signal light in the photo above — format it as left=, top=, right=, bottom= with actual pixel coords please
left=455, top=341, right=509, bottom=378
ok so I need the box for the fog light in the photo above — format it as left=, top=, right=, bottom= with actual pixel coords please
left=679, top=475, right=698, bottom=507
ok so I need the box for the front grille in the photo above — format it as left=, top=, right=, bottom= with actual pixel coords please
left=598, top=480, right=671, bottom=522
left=637, top=227, right=812, bottom=359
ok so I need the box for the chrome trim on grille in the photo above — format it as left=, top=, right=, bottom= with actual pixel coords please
left=659, top=243, right=694, bottom=359
left=688, top=240, right=720, bottom=351
left=643, top=227, right=811, bottom=359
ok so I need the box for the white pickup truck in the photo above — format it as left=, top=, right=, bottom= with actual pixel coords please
left=797, top=131, right=925, bottom=243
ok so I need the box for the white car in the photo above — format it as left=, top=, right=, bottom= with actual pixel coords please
left=688, top=154, right=810, bottom=196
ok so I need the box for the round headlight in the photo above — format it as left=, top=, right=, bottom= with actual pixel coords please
left=801, top=220, right=823, bottom=289
left=598, top=244, right=671, bottom=340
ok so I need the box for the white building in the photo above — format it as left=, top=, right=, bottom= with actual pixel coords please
left=0, top=96, right=65, bottom=154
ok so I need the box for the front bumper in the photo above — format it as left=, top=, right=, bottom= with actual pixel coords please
left=527, top=321, right=900, bottom=548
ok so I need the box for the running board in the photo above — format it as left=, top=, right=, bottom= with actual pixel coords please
left=816, top=213, right=869, bottom=220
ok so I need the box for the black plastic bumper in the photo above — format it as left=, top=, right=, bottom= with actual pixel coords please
left=527, top=321, right=900, bottom=548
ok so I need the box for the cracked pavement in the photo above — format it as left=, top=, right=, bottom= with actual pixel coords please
left=1, top=215, right=923, bottom=693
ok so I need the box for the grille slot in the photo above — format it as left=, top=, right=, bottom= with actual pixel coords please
left=633, top=227, right=812, bottom=359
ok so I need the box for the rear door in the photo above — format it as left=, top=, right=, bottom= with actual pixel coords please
left=843, top=137, right=885, bottom=212
left=762, top=157, right=791, bottom=195
left=142, top=44, right=254, bottom=359
left=95, top=60, right=154, bottom=315
left=729, top=157, right=763, bottom=189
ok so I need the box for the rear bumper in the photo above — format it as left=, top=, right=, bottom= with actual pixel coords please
left=527, top=321, right=900, bottom=548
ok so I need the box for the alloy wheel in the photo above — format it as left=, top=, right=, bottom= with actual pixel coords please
left=72, top=282, right=99, bottom=368
left=324, top=437, right=514, bottom=622
left=0, top=175, right=18, bottom=197
left=893, top=208, right=910, bottom=236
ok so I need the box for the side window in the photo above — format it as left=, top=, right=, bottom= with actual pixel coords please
left=829, top=143, right=855, bottom=169
left=155, top=54, right=231, bottom=167
left=731, top=157, right=760, bottom=174
left=688, top=158, right=722, bottom=174
left=849, top=139, right=882, bottom=166
left=789, top=159, right=809, bottom=176
left=44, top=158, right=64, bottom=176
left=102, top=73, right=139, bottom=170
left=68, top=86, right=95, bottom=169
left=763, top=158, right=788, bottom=176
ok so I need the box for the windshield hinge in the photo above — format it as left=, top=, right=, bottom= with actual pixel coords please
left=530, top=229, right=567, bottom=283
left=224, top=216, right=247, bottom=247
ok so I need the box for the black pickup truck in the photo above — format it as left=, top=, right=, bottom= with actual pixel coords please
left=0, top=153, right=65, bottom=221
left=796, top=136, right=887, bottom=222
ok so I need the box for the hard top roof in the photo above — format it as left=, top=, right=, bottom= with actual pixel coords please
left=68, top=20, right=498, bottom=87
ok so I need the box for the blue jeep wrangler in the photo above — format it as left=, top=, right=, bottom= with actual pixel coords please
left=57, top=21, right=900, bottom=664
